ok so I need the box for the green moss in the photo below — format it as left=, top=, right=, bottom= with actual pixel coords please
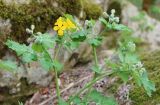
left=56, top=0, right=82, bottom=16
left=130, top=51, right=160, bottom=105
left=0, top=0, right=102, bottom=57
left=0, top=0, right=62, bottom=42
left=83, top=0, right=102, bottom=19
left=57, top=0, right=102, bottom=19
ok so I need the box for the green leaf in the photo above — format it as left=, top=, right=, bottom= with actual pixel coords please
left=91, top=65, right=101, bottom=74
left=0, top=60, right=17, bottom=71
left=39, top=51, right=53, bottom=70
left=72, top=96, right=82, bottom=105
left=32, top=43, right=43, bottom=53
left=53, top=60, right=63, bottom=72
left=18, top=101, right=24, bottom=105
left=125, top=53, right=138, bottom=64
left=6, top=40, right=37, bottom=63
left=99, top=17, right=108, bottom=26
left=105, top=59, right=118, bottom=69
left=88, top=90, right=118, bottom=105
left=6, top=40, right=29, bottom=55
left=65, top=41, right=79, bottom=50
left=35, top=33, right=55, bottom=49
left=141, top=71, right=156, bottom=97
left=71, top=31, right=86, bottom=42
left=118, top=71, right=130, bottom=82
left=88, top=37, right=102, bottom=47
left=58, top=98, right=69, bottom=105
left=113, top=24, right=131, bottom=32
left=22, top=53, right=37, bottom=63
left=64, top=14, right=74, bottom=21
left=132, top=70, right=142, bottom=86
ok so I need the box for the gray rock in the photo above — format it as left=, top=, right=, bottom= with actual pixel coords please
left=2, top=0, right=31, bottom=5
left=27, top=62, right=53, bottom=86
left=122, top=2, right=160, bottom=50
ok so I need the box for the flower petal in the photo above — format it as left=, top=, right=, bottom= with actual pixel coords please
left=61, top=25, right=67, bottom=30
left=58, top=30, right=64, bottom=36
left=53, top=26, right=59, bottom=31
left=66, top=18, right=76, bottom=29
left=57, top=21, right=63, bottom=27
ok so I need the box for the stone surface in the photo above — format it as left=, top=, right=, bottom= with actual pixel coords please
left=122, top=1, right=160, bottom=50
left=0, top=18, right=11, bottom=56
left=2, top=0, right=31, bottom=5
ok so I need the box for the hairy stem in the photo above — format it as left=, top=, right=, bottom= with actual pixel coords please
left=93, top=46, right=98, bottom=67
left=41, top=44, right=61, bottom=100
left=55, top=70, right=60, bottom=100
left=85, top=46, right=99, bottom=100
left=54, top=44, right=62, bottom=100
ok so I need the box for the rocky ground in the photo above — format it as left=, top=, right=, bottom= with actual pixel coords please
left=0, top=0, right=160, bottom=105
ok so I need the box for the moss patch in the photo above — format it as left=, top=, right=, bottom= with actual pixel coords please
left=130, top=51, right=160, bottom=105
left=82, top=0, right=102, bottom=19
left=0, top=0, right=61, bottom=42
left=0, top=0, right=102, bottom=57
left=56, top=0, right=81, bottom=16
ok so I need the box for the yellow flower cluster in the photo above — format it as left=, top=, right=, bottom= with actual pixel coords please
left=53, top=17, right=76, bottom=36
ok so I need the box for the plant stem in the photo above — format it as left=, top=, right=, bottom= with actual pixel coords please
left=55, top=70, right=61, bottom=100
left=54, top=44, right=62, bottom=59
left=69, top=46, right=112, bottom=102
left=54, top=44, right=62, bottom=100
left=93, top=46, right=98, bottom=67
left=69, top=70, right=114, bottom=102
left=41, top=44, right=62, bottom=100
left=85, top=46, right=99, bottom=100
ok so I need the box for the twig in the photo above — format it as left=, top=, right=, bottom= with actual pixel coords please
left=39, top=74, right=93, bottom=105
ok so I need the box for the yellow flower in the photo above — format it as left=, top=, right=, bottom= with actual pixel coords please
left=64, top=18, right=76, bottom=29
left=53, top=17, right=66, bottom=36
left=53, top=17, right=77, bottom=36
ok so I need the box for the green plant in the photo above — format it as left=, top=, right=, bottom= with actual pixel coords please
left=18, top=101, right=24, bottom=105
left=5, top=10, right=155, bottom=105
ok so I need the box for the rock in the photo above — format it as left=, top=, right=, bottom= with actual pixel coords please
left=0, top=18, right=11, bottom=57
left=27, top=62, right=53, bottom=86
left=122, top=1, right=160, bottom=50
left=2, top=0, right=31, bottom=5
left=0, top=70, right=18, bottom=87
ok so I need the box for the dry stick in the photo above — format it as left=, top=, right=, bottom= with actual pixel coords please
left=69, top=70, right=113, bottom=102
left=39, top=74, right=93, bottom=105
left=39, top=70, right=113, bottom=105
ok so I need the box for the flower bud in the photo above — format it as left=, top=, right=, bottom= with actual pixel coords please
left=85, top=20, right=89, bottom=25
left=136, top=61, right=143, bottom=68
left=115, top=17, right=120, bottom=23
left=111, top=9, right=116, bottom=14
left=31, top=25, right=35, bottom=30
left=103, top=12, right=109, bottom=18
left=127, top=42, right=136, bottom=52
left=139, top=68, right=146, bottom=75
left=26, top=28, right=33, bottom=34
left=37, top=32, right=42, bottom=35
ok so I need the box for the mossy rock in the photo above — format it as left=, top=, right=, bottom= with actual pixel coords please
left=0, top=78, right=38, bottom=105
left=82, top=0, right=102, bottom=19
left=130, top=51, right=160, bottom=105
left=0, top=0, right=102, bottom=57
